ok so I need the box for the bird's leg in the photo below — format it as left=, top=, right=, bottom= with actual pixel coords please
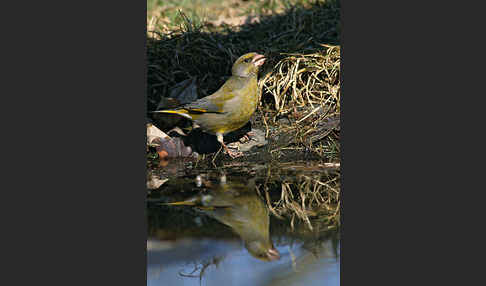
left=222, top=142, right=244, bottom=159
left=217, top=133, right=243, bottom=158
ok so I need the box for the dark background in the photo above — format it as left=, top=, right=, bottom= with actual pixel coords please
left=2, top=0, right=480, bottom=285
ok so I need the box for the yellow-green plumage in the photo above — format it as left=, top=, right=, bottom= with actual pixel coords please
left=164, top=176, right=280, bottom=261
left=153, top=52, right=266, bottom=158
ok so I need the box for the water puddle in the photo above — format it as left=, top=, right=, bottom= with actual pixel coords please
left=147, top=160, right=340, bottom=286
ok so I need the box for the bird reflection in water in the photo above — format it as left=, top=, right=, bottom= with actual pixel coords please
left=165, top=175, right=280, bottom=261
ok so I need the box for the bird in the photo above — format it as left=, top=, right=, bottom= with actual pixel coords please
left=151, top=52, right=266, bottom=158
left=163, top=175, right=280, bottom=261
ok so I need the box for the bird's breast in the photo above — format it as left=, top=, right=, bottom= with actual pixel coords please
left=194, top=77, right=258, bottom=135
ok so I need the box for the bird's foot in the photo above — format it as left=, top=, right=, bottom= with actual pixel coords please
left=222, top=143, right=243, bottom=158
left=239, top=131, right=256, bottom=143
left=226, top=149, right=244, bottom=158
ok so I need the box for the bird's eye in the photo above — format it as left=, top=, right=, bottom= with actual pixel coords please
left=244, top=58, right=251, bottom=63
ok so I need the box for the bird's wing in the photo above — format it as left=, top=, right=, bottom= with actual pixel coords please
left=183, top=77, right=243, bottom=114
left=182, top=95, right=226, bottom=114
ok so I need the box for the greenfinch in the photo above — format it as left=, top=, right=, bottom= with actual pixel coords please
left=152, top=52, right=266, bottom=158
left=165, top=176, right=280, bottom=261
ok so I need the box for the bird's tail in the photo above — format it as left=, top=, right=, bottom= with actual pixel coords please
left=150, top=109, right=192, bottom=120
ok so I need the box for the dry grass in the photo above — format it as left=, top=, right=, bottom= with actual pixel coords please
left=260, top=46, right=340, bottom=114
left=258, top=45, right=340, bottom=158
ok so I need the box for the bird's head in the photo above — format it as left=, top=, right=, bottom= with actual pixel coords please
left=231, top=52, right=266, bottom=78
left=245, top=240, right=281, bottom=262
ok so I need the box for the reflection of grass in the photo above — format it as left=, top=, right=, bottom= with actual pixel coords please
left=148, top=163, right=340, bottom=239
left=147, top=166, right=340, bottom=277
left=258, top=165, right=340, bottom=230
left=148, top=197, right=339, bottom=243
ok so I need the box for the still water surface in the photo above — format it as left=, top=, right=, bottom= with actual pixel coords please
left=147, top=160, right=340, bottom=286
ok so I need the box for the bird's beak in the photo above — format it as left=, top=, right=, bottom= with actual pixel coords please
left=266, top=248, right=281, bottom=261
left=252, top=54, right=266, bottom=67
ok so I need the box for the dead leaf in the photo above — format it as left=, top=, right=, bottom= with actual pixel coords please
left=154, top=136, right=194, bottom=159
left=147, top=123, right=196, bottom=159
left=147, top=123, right=169, bottom=146
left=167, top=77, right=198, bottom=105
